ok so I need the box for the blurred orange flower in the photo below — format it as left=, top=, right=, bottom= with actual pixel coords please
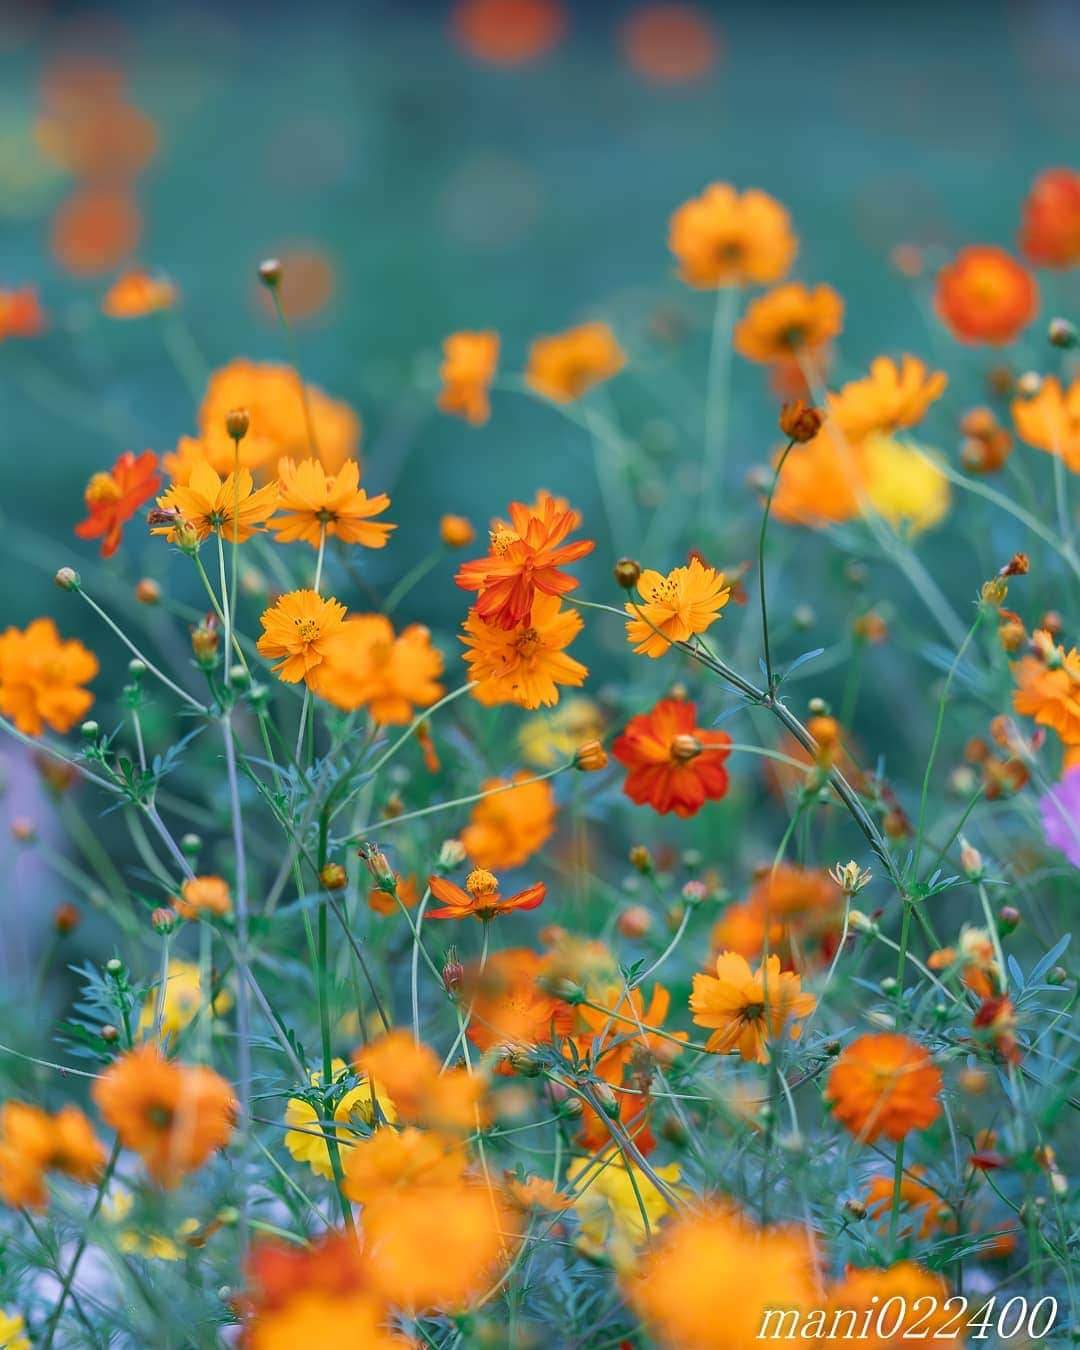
left=102, top=269, right=176, bottom=318
left=668, top=184, right=795, bottom=288
left=0, top=1102, right=105, bottom=1210
left=451, top=0, right=566, bottom=67
left=1019, top=167, right=1080, bottom=268
left=828, top=355, right=947, bottom=442
left=173, top=875, right=232, bottom=922
left=463, top=946, right=574, bottom=1060
left=768, top=427, right=863, bottom=527
left=0, top=618, right=97, bottom=737
left=438, top=331, right=500, bottom=425
left=460, top=771, right=557, bottom=867
left=75, top=450, right=160, bottom=557
left=734, top=282, right=844, bottom=363
left=273, top=458, right=394, bottom=549
left=255, top=247, right=335, bottom=323
left=1012, top=375, right=1080, bottom=472
left=93, top=1044, right=235, bottom=1187
left=620, top=5, right=720, bottom=86
left=353, top=1029, right=486, bottom=1132
left=826, top=1263, right=959, bottom=1347
left=825, top=1032, right=942, bottom=1143
left=864, top=1167, right=950, bottom=1240
left=51, top=189, right=141, bottom=276
left=456, top=494, right=594, bottom=630
left=0, top=287, right=46, bottom=342
left=612, top=696, right=731, bottom=817
left=934, top=245, right=1038, bottom=345
left=428, top=866, right=546, bottom=921
left=256, top=590, right=347, bottom=685
left=524, top=322, right=626, bottom=402
left=624, top=557, right=730, bottom=656
left=461, top=591, right=587, bottom=708
left=314, top=615, right=445, bottom=723
left=1012, top=632, right=1080, bottom=744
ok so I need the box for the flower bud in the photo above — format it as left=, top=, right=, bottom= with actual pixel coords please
left=1048, top=317, right=1077, bottom=348
left=151, top=907, right=177, bottom=936
left=959, top=838, right=984, bottom=880
left=590, top=1082, right=620, bottom=1117
left=442, top=946, right=464, bottom=994
left=681, top=880, right=707, bottom=907
left=613, top=557, right=642, bottom=589
left=1015, top=371, right=1041, bottom=398
left=778, top=400, right=825, bottom=443
left=258, top=258, right=283, bottom=288
left=228, top=665, right=249, bottom=690
left=54, top=902, right=80, bottom=935
left=628, top=844, right=652, bottom=874
left=128, top=659, right=147, bottom=680
left=80, top=720, right=100, bottom=741
left=181, top=833, right=202, bottom=859
left=358, top=843, right=396, bottom=892
left=574, top=740, right=608, bottom=772
left=1047, top=966, right=1068, bottom=986
left=843, top=1198, right=868, bottom=1220
left=669, top=733, right=702, bottom=763
left=438, top=838, right=467, bottom=871
left=617, top=904, right=653, bottom=939
left=225, top=407, right=250, bottom=441
left=11, top=817, right=35, bottom=843
left=880, top=976, right=899, bottom=995
left=997, top=905, right=1020, bottom=936
left=190, top=614, right=220, bottom=668
left=440, top=514, right=475, bottom=548
left=54, top=566, right=80, bottom=592
left=319, top=863, right=348, bottom=891
left=135, top=578, right=160, bottom=604
left=105, top=958, right=124, bottom=977
left=101, top=1024, right=119, bottom=1044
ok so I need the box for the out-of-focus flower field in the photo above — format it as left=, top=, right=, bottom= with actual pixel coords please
left=1, top=2, right=1079, bottom=1347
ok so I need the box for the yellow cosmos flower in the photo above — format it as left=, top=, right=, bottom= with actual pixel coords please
left=136, top=959, right=232, bottom=1043
left=625, top=557, right=730, bottom=657
left=284, top=1060, right=396, bottom=1180
left=273, top=457, right=395, bottom=549
left=154, top=459, right=279, bottom=543
left=568, top=1154, right=685, bottom=1271
left=860, top=435, right=950, bottom=536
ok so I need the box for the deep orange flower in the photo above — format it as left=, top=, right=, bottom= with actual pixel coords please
left=769, top=427, right=863, bottom=527
left=612, top=697, right=731, bottom=818
left=623, top=1203, right=820, bottom=1350
left=51, top=188, right=141, bottom=277
left=668, top=183, right=795, bottom=288
left=460, top=771, right=556, bottom=868
left=173, top=875, right=232, bottom=922
left=620, top=4, right=720, bottom=86
left=102, top=269, right=176, bottom=318
left=934, top=245, right=1038, bottom=345
left=625, top=557, right=729, bottom=656
left=1019, top=167, right=1080, bottom=268
left=734, top=282, right=844, bottom=364
left=313, top=614, right=445, bottom=723
left=712, top=862, right=842, bottom=964
left=428, top=866, right=546, bottom=921
left=864, top=1167, right=951, bottom=1240
left=451, top=0, right=566, bottom=67
left=273, top=457, right=394, bottom=548
left=524, top=322, right=626, bottom=402
left=461, top=591, right=587, bottom=708
left=353, top=1029, right=486, bottom=1133
left=0, top=618, right=98, bottom=737
left=74, top=450, right=160, bottom=558
left=1012, top=631, right=1080, bottom=745
left=456, top=495, right=594, bottom=630
left=437, top=331, right=499, bottom=425
left=93, top=1044, right=235, bottom=1187
left=825, top=1032, right=943, bottom=1143
left=463, top=947, right=574, bottom=1061
left=0, top=1102, right=105, bottom=1210
left=690, top=952, right=815, bottom=1063
left=826, top=1263, right=959, bottom=1348
left=256, top=590, right=347, bottom=685
left=0, top=287, right=46, bottom=343
left=154, top=460, right=279, bottom=543
left=828, top=356, right=947, bottom=442
left=1012, top=375, right=1080, bottom=472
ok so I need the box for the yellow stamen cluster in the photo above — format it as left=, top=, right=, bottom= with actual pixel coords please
left=465, top=868, right=499, bottom=898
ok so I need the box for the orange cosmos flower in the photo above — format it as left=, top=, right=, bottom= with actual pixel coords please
left=1019, top=167, right=1080, bottom=268
left=456, top=495, right=594, bottom=630
left=864, top=1167, right=951, bottom=1241
left=451, top=0, right=566, bottom=67
left=0, top=1102, right=106, bottom=1210
left=1012, top=375, right=1080, bottom=472
left=353, top=1029, right=486, bottom=1133
left=461, top=591, right=587, bottom=708
left=93, top=1044, right=235, bottom=1187
left=1012, top=631, right=1080, bottom=745
left=625, top=557, right=730, bottom=657
left=272, top=457, right=394, bottom=548
left=461, top=771, right=557, bottom=868
left=623, top=1203, right=820, bottom=1350
left=242, top=1232, right=407, bottom=1348
left=612, top=697, right=731, bottom=818
left=620, top=4, right=720, bottom=86
left=0, top=618, right=97, bottom=737
left=74, top=449, right=160, bottom=557
left=154, top=460, right=279, bottom=543
left=172, top=874, right=232, bottom=922
left=428, top=865, right=546, bottom=922
left=826, top=1263, right=959, bottom=1348
left=690, top=951, right=815, bottom=1063
left=51, top=188, right=141, bottom=277
left=825, top=1032, right=943, bottom=1143
left=101, top=269, right=176, bottom=318
left=668, top=183, right=795, bottom=289
left=934, top=245, right=1038, bottom=345
left=734, top=282, right=844, bottom=364
left=463, top=947, right=574, bottom=1061
left=828, top=355, right=947, bottom=442
left=438, top=331, right=499, bottom=425
left=0, top=286, right=46, bottom=342
left=524, top=322, right=626, bottom=403
left=713, top=862, right=842, bottom=964
left=256, top=590, right=347, bottom=685
left=313, top=614, right=445, bottom=723
left=769, top=426, right=863, bottom=527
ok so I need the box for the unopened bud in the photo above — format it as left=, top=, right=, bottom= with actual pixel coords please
left=778, top=400, right=825, bottom=443
left=437, top=838, right=467, bottom=871
left=258, top=258, right=283, bottom=288
left=589, top=1082, right=620, bottom=1117
left=101, top=1024, right=119, bottom=1044
left=225, top=407, right=250, bottom=441
left=1047, top=966, right=1068, bottom=986
left=54, top=566, right=80, bottom=592
left=80, top=720, right=100, bottom=741
left=997, top=906, right=1021, bottom=936
left=53, top=903, right=80, bottom=935
left=135, top=578, right=160, bottom=604
left=190, top=614, right=219, bottom=667
left=681, top=880, right=707, bottom=907
left=669, top=733, right=702, bottom=763
left=105, top=958, right=124, bottom=977
left=151, top=907, right=177, bottom=936
left=959, top=838, right=984, bottom=880
left=319, top=863, right=348, bottom=891
left=614, top=557, right=642, bottom=589
left=358, top=843, right=396, bottom=892
left=617, top=904, right=652, bottom=939
left=180, top=833, right=202, bottom=859
left=442, top=946, right=464, bottom=994
left=843, top=1198, right=868, bottom=1221
left=880, top=976, right=899, bottom=995
left=629, top=845, right=652, bottom=874
left=1048, top=317, right=1077, bottom=349
left=574, top=740, right=608, bottom=772
left=1015, top=371, right=1041, bottom=398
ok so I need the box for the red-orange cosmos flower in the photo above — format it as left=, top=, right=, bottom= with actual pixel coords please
left=456, top=495, right=594, bottom=630
left=825, top=1032, right=943, bottom=1143
left=74, top=450, right=161, bottom=558
left=1019, top=167, right=1080, bottom=268
left=934, top=246, right=1038, bottom=345
left=427, top=866, right=546, bottom=921
left=0, top=287, right=46, bottom=343
left=612, top=697, right=732, bottom=817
